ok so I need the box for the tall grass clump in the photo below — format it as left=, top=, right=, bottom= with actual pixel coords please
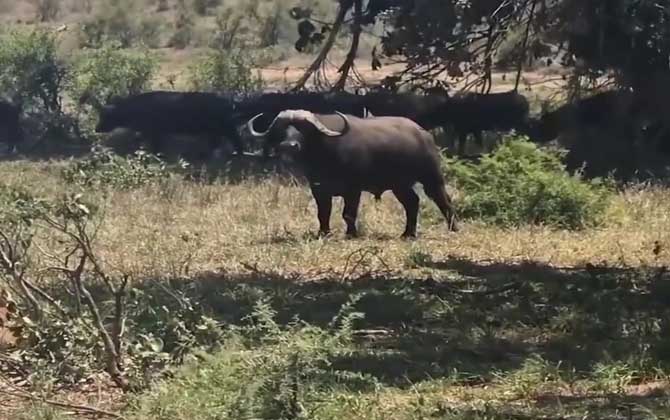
left=444, top=136, right=614, bottom=229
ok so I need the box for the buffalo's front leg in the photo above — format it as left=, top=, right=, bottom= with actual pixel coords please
left=457, top=131, right=468, bottom=156
left=342, top=190, right=362, bottom=237
left=146, top=132, right=163, bottom=154
left=226, top=126, right=245, bottom=156
left=205, top=135, right=221, bottom=158
left=312, top=188, right=332, bottom=237
left=392, top=187, right=420, bottom=238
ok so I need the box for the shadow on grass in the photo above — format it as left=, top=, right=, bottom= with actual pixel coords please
left=125, top=256, right=670, bottom=390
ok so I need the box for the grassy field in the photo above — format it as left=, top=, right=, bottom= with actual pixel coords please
left=0, top=1, right=669, bottom=419
left=1, top=154, right=670, bottom=419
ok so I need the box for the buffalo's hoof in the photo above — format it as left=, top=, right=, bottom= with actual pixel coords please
left=345, top=230, right=359, bottom=239
left=400, top=231, right=417, bottom=240
left=317, top=230, right=332, bottom=239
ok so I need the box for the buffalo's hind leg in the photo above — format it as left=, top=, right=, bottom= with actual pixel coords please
left=392, top=187, right=420, bottom=238
left=312, top=188, right=333, bottom=238
left=342, top=190, right=362, bottom=238
left=424, top=182, right=459, bottom=232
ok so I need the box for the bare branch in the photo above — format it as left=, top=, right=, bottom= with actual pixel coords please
left=334, top=0, right=363, bottom=91
left=515, top=0, right=538, bottom=92
left=292, top=1, right=351, bottom=91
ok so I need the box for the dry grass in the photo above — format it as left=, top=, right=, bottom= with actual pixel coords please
left=2, top=158, right=670, bottom=418
left=1, top=159, right=669, bottom=281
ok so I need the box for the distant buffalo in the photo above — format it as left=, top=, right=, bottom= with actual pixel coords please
left=532, top=90, right=635, bottom=143
left=247, top=110, right=459, bottom=238
left=416, top=91, right=530, bottom=155
left=360, top=91, right=450, bottom=121
left=0, top=100, right=21, bottom=154
left=94, top=91, right=244, bottom=156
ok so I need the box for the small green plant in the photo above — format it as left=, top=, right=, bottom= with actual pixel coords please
left=61, top=147, right=179, bottom=190
left=592, top=360, right=637, bottom=395
left=187, top=48, right=264, bottom=94
left=407, top=249, right=433, bottom=268
left=127, top=295, right=373, bottom=420
left=443, top=136, right=614, bottom=229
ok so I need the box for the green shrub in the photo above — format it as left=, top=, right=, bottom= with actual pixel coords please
left=443, top=136, right=614, bottom=229
left=0, top=29, right=79, bottom=145
left=61, top=147, right=179, bottom=190
left=0, top=29, right=66, bottom=114
left=69, top=43, right=157, bottom=137
left=187, top=48, right=264, bottom=94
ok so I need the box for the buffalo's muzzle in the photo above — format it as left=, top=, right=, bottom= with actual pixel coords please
left=278, top=140, right=301, bottom=161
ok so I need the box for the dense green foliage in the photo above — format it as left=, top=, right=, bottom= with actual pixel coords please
left=69, top=43, right=157, bottom=109
left=0, top=29, right=65, bottom=113
left=69, top=43, right=157, bottom=137
left=444, top=137, right=614, bottom=229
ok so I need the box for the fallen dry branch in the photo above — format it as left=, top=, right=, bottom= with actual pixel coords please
left=0, top=373, right=124, bottom=419
left=1, top=389, right=124, bottom=419
left=438, top=278, right=524, bottom=295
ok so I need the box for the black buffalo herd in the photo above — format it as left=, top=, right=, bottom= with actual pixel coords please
left=86, top=88, right=535, bottom=159
left=0, top=87, right=666, bottom=236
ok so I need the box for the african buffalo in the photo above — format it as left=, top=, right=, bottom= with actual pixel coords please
left=236, top=91, right=371, bottom=157
left=359, top=91, right=450, bottom=121
left=94, top=91, right=244, bottom=156
left=415, top=91, right=530, bottom=155
left=247, top=110, right=459, bottom=238
left=0, top=100, right=21, bottom=154
left=532, top=90, right=635, bottom=143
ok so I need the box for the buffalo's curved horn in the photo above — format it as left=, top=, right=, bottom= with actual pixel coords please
left=301, top=110, right=349, bottom=137
left=247, top=112, right=281, bottom=137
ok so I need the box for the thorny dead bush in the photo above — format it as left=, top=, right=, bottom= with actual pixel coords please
left=0, top=185, right=226, bottom=391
